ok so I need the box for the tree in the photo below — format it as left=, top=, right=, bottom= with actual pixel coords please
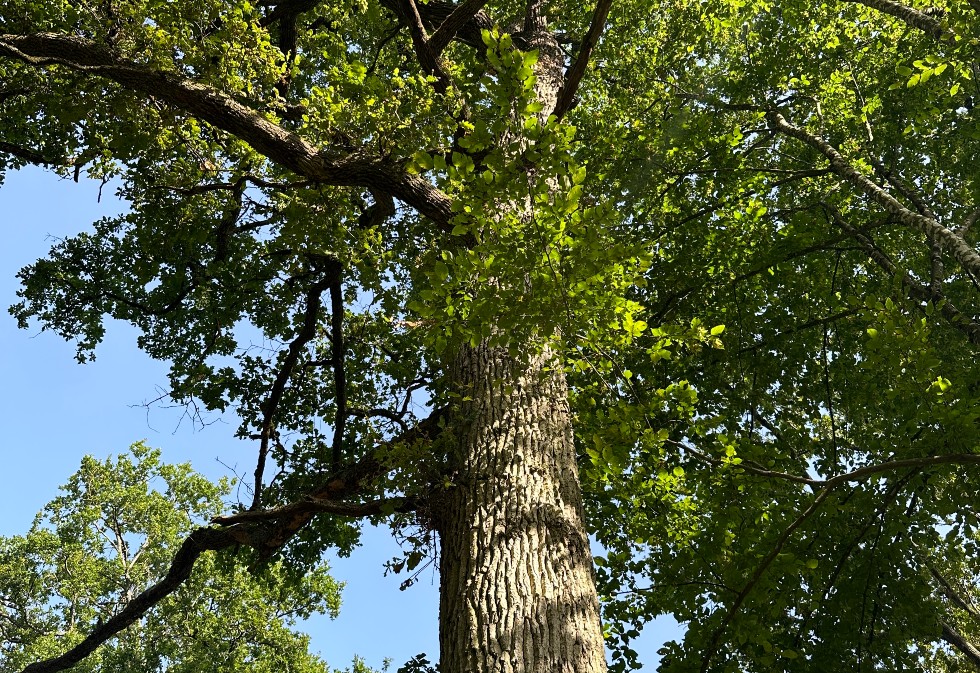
left=0, top=443, right=346, bottom=672
left=1, top=0, right=979, bottom=671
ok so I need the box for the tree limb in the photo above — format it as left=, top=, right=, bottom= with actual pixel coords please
left=0, top=33, right=455, bottom=228
left=941, top=619, right=980, bottom=668
left=428, top=0, right=491, bottom=55
left=329, top=276, right=348, bottom=473
left=825, top=204, right=980, bottom=345
left=768, top=110, right=980, bottom=278
left=554, top=0, right=614, bottom=121
left=840, top=0, right=955, bottom=41
left=378, top=0, right=493, bottom=51
left=20, top=527, right=237, bottom=673
left=0, top=141, right=72, bottom=167
left=19, top=409, right=446, bottom=673
left=214, top=495, right=416, bottom=524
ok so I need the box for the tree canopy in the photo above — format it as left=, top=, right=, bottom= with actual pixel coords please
left=0, top=444, right=351, bottom=673
left=1, top=0, right=979, bottom=671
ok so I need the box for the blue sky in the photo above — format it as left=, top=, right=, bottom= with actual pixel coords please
left=0, top=166, right=674, bottom=670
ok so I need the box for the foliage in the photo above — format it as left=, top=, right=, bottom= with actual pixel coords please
left=1, top=0, right=980, bottom=671
left=0, top=443, right=343, bottom=672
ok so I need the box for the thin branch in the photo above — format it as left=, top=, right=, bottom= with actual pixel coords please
left=767, top=110, right=980, bottom=277
left=823, top=455, right=980, bottom=487
left=157, top=175, right=313, bottom=196
left=349, top=406, right=410, bottom=431
left=379, top=0, right=492, bottom=50
left=826, top=205, right=980, bottom=345
left=689, top=442, right=980, bottom=492
left=253, top=256, right=341, bottom=509
left=871, top=159, right=938, bottom=221
left=699, top=454, right=980, bottom=670
left=957, top=207, right=980, bottom=238
left=734, top=308, right=863, bottom=355
left=682, top=442, right=817, bottom=487
left=794, top=473, right=916, bottom=647
left=329, top=278, right=348, bottom=473
left=400, top=0, right=450, bottom=91
left=867, top=161, right=950, bottom=295
left=926, top=559, right=980, bottom=618
left=700, top=485, right=837, bottom=673
left=553, top=0, right=614, bottom=121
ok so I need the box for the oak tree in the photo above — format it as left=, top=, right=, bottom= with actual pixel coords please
left=2, top=0, right=979, bottom=671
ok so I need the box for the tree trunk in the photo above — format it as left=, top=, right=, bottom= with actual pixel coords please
left=435, top=342, right=607, bottom=673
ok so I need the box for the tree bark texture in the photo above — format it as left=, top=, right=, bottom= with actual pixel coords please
left=436, top=343, right=607, bottom=673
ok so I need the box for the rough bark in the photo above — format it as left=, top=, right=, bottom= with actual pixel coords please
left=435, top=344, right=607, bottom=673
left=2, top=4, right=617, bottom=672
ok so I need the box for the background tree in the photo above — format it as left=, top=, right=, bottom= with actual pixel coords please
left=0, top=443, right=348, bottom=673
left=1, top=0, right=979, bottom=672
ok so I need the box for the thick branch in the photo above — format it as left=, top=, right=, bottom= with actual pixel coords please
left=0, top=33, right=454, bottom=228
left=841, top=0, right=954, bottom=41
left=329, top=278, right=348, bottom=473
left=21, top=527, right=236, bottom=673
left=20, top=410, right=446, bottom=673
left=215, top=495, right=416, bottom=524
left=0, top=141, right=71, bottom=167
left=826, top=205, right=980, bottom=345
left=941, top=619, right=980, bottom=668
left=554, top=0, right=613, bottom=121
left=229, top=407, right=445, bottom=548
left=428, top=0, right=491, bottom=54
left=378, top=0, right=493, bottom=50
left=768, top=110, right=980, bottom=278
